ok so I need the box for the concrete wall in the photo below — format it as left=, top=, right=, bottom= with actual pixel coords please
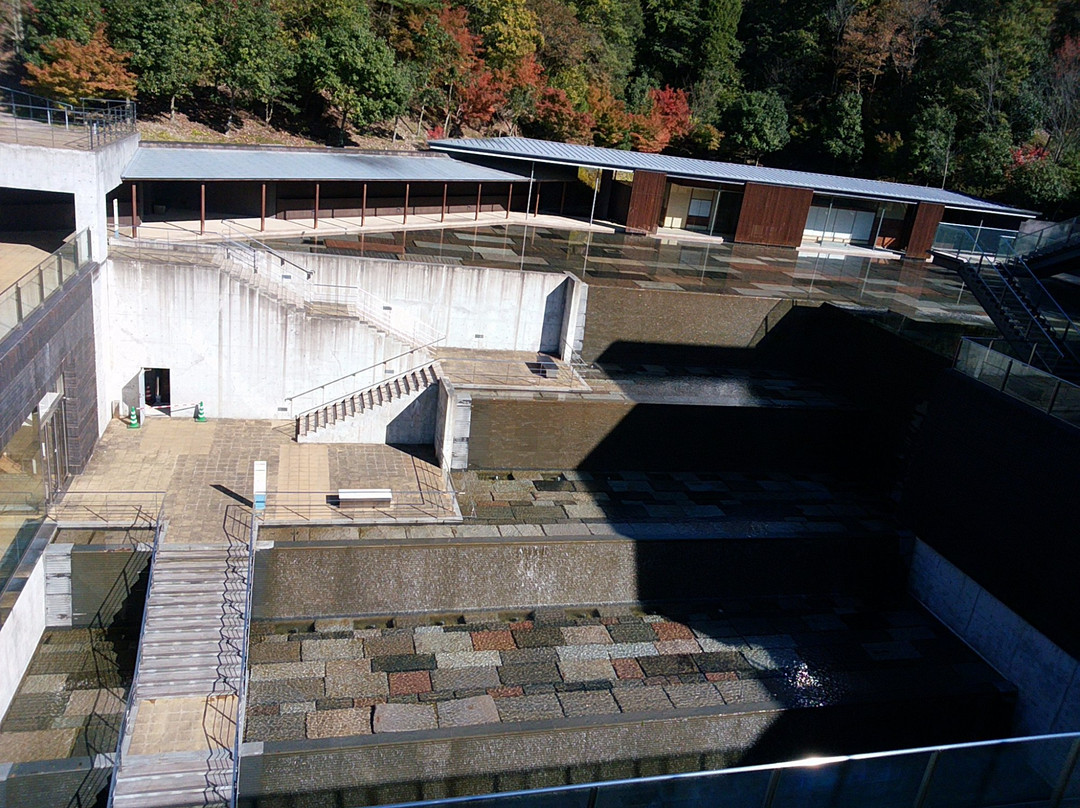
left=252, top=535, right=898, bottom=619
left=901, top=371, right=1080, bottom=660
left=465, top=399, right=879, bottom=473
left=102, top=258, right=411, bottom=420
left=0, top=554, right=45, bottom=722
left=0, top=136, right=138, bottom=262
left=100, top=254, right=576, bottom=422
left=434, top=381, right=472, bottom=471
left=909, top=540, right=1080, bottom=736
left=297, top=255, right=573, bottom=353
left=579, top=288, right=786, bottom=363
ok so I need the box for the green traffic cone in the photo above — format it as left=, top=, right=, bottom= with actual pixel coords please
left=195, top=401, right=207, bottom=422
left=127, top=405, right=140, bottom=429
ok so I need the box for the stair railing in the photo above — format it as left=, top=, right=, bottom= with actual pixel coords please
left=293, top=359, right=441, bottom=435
left=105, top=499, right=167, bottom=808
left=1014, top=214, right=1080, bottom=260
left=935, top=228, right=1080, bottom=375
left=285, top=347, right=441, bottom=417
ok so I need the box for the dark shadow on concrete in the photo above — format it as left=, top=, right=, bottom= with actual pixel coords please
left=212, top=484, right=254, bottom=507
left=385, top=386, right=438, bottom=445
left=540, top=278, right=569, bottom=354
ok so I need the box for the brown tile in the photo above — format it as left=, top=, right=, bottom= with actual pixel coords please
left=612, top=658, right=644, bottom=679
left=487, top=686, right=524, bottom=699
left=472, top=630, right=516, bottom=651
left=653, top=622, right=695, bottom=641
left=389, top=671, right=432, bottom=696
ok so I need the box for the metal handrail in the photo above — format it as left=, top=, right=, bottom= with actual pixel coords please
left=294, top=358, right=439, bottom=421
left=230, top=508, right=258, bottom=807
left=105, top=500, right=166, bottom=808
left=1015, top=214, right=1080, bottom=259
left=1, top=85, right=136, bottom=149
left=285, top=347, right=438, bottom=408
left=261, top=488, right=458, bottom=523
left=934, top=226, right=1080, bottom=371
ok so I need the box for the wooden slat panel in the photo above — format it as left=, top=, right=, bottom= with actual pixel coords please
left=626, top=171, right=667, bottom=234
left=734, top=183, right=814, bottom=247
left=903, top=203, right=945, bottom=259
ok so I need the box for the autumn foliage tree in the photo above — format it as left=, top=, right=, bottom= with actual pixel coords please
left=24, top=24, right=136, bottom=101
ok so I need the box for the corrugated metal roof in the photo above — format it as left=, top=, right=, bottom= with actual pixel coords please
left=122, top=145, right=529, bottom=182
left=430, top=137, right=1036, bottom=217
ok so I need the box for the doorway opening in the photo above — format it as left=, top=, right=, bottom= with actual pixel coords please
left=144, top=368, right=171, bottom=411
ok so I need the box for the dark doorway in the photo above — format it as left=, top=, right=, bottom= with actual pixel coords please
left=144, top=368, right=171, bottom=409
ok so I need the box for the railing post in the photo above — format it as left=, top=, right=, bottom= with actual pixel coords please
left=1001, top=359, right=1013, bottom=391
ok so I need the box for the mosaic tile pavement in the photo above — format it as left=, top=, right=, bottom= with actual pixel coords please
left=245, top=596, right=1011, bottom=743
left=0, top=628, right=135, bottom=763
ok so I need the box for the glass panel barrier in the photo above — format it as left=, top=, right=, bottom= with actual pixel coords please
left=595, top=768, right=772, bottom=808
left=1050, top=382, right=1080, bottom=426
left=923, top=736, right=1076, bottom=808
left=17, top=271, right=42, bottom=312
left=42, top=255, right=61, bottom=299
left=772, top=752, right=933, bottom=808
left=1003, top=361, right=1059, bottom=410
left=0, top=285, right=19, bottom=338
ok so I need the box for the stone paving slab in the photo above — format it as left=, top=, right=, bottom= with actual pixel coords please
left=245, top=595, right=1013, bottom=745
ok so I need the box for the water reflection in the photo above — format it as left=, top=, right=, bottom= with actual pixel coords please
left=264, top=224, right=988, bottom=325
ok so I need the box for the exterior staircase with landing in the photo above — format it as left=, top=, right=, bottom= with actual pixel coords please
left=109, top=509, right=255, bottom=808
left=296, top=361, right=441, bottom=440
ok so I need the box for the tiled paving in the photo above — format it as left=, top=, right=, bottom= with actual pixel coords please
left=62, top=419, right=457, bottom=531
left=245, top=596, right=1011, bottom=743
left=0, top=627, right=135, bottom=763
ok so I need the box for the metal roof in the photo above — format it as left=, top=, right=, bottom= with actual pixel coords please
left=123, top=145, right=529, bottom=183
left=430, top=137, right=1036, bottom=217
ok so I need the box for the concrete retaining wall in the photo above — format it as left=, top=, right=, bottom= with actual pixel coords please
left=579, top=287, right=785, bottom=363
left=0, top=554, right=46, bottom=722
left=465, top=399, right=879, bottom=473
left=252, top=535, right=899, bottom=619
left=909, top=539, right=1080, bottom=736
left=102, top=259, right=410, bottom=420
left=297, top=255, right=574, bottom=353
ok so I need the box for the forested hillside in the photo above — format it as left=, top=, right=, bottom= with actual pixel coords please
left=2, top=0, right=1078, bottom=213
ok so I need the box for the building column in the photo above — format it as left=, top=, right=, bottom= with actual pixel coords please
left=200, top=183, right=205, bottom=235
left=442, top=183, right=447, bottom=223
left=314, top=183, right=320, bottom=229
left=362, top=183, right=367, bottom=227
left=260, top=183, right=266, bottom=232
left=130, top=183, right=138, bottom=238
left=476, top=184, right=482, bottom=221
left=404, top=183, right=410, bottom=225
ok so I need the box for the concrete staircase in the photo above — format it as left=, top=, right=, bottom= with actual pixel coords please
left=110, top=542, right=251, bottom=808
left=296, top=361, right=441, bottom=439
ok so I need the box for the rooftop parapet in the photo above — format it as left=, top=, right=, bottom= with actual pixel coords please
left=0, top=86, right=136, bottom=151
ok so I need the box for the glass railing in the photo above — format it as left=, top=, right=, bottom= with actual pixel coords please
left=933, top=222, right=1018, bottom=262
left=0, top=229, right=92, bottom=344
left=348, top=731, right=1080, bottom=808
left=956, top=337, right=1080, bottom=428
left=1014, top=215, right=1080, bottom=261
left=933, top=224, right=1080, bottom=371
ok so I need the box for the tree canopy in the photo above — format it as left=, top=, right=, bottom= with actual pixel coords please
left=5, top=0, right=1080, bottom=213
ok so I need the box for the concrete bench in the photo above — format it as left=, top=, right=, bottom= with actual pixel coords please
left=336, top=489, right=393, bottom=505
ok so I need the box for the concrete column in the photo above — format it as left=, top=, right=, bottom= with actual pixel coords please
left=130, top=183, right=137, bottom=238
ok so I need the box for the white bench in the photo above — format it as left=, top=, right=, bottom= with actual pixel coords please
left=336, top=488, right=393, bottom=505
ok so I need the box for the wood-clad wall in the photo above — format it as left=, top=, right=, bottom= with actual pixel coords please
left=734, top=183, right=814, bottom=247
left=901, top=203, right=945, bottom=259
left=625, top=171, right=667, bottom=234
